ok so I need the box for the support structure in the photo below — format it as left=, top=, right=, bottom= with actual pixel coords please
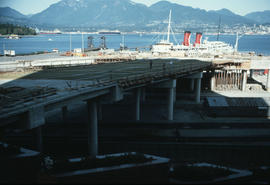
left=168, top=87, right=174, bottom=120
left=87, top=100, right=98, bottom=158
left=267, top=69, right=270, bottom=92
left=173, top=87, right=176, bottom=103
left=250, top=69, right=254, bottom=79
left=135, top=88, right=142, bottom=121
left=98, top=101, right=102, bottom=121
left=210, top=70, right=216, bottom=91
left=186, top=72, right=203, bottom=103
left=195, top=78, right=202, bottom=104
left=33, top=126, right=43, bottom=152
left=190, top=79, right=195, bottom=92
left=241, top=70, right=247, bottom=91
left=153, top=79, right=176, bottom=121
left=141, top=87, right=146, bottom=102
left=62, top=106, right=68, bottom=122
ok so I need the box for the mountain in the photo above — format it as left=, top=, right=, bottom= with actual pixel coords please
left=148, top=1, right=255, bottom=26
left=209, top=8, right=256, bottom=25
left=30, top=0, right=152, bottom=27
left=0, top=0, right=259, bottom=30
left=211, top=8, right=237, bottom=16
left=0, top=7, right=29, bottom=25
left=0, top=7, right=27, bottom=19
left=245, top=10, right=270, bottom=24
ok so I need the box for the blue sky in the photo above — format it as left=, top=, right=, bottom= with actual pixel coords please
left=0, top=0, right=269, bottom=16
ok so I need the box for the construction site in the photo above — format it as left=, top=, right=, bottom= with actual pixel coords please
left=1, top=44, right=270, bottom=183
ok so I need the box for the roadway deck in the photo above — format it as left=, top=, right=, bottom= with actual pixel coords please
left=0, top=59, right=211, bottom=126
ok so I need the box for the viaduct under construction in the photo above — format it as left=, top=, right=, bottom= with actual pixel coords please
left=1, top=55, right=270, bottom=157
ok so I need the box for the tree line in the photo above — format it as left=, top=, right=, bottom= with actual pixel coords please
left=0, top=24, right=36, bottom=35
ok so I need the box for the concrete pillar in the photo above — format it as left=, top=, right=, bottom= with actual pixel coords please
left=87, top=100, right=98, bottom=157
left=62, top=106, right=68, bottom=122
left=190, top=79, right=195, bottom=92
left=241, top=70, right=247, bottom=91
left=135, top=88, right=141, bottom=121
left=168, top=87, right=174, bottom=121
left=267, top=69, right=270, bottom=92
left=33, top=126, right=43, bottom=152
left=97, top=102, right=102, bottom=121
left=210, top=71, right=216, bottom=91
left=62, top=106, right=71, bottom=145
left=141, top=87, right=146, bottom=102
left=154, top=79, right=176, bottom=121
left=173, top=87, right=176, bottom=103
left=195, top=78, right=201, bottom=104
left=27, top=106, right=45, bottom=129
left=250, top=69, right=254, bottom=79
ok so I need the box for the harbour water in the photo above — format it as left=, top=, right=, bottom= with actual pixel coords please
left=1, top=33, right=270, bottom=56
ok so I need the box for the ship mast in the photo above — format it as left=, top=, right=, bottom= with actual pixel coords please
left=234, top=32, right=243, bottom=53
left=167, top=9, right=172, bottom=43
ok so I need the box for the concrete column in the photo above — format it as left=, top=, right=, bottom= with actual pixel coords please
left=168, top=87, right=174, bottom=121
left=173, top=87, right=176, bottom=103
left=62, top=106, right=68, bottom=122
left=87, top=100, right=98, bottom=157
left=154, top=79, right=176, bottom=121
left=241, top=70, right=247, bottom=91
left=210, top=71, right=216, bottom=91
left=33, top=126, right=43, bottom=152
left=195, top=78, right=201, bottom=104
left=97, top=101, right=102, bottom=121
left=135, top=88, right=142, bottom=121
left=62, top=106, right=71, bottom=145
left=190, top=79, right=195, bottom=92
left=141, top=87, right=146, bottom=102
left=267, top=69, right=270, bottom=92
left=250, top=69, right=254, bottom=79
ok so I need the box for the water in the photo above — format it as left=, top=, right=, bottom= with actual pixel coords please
left=0, top=33, right=270, bottom=56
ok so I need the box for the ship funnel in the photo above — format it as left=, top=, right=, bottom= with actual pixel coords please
left=194, top=32, right=202, bottom=46
left=182, top=31, right=191, bottom=46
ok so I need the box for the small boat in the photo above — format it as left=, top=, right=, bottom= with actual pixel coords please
left=98, top=30, right=121, bottom=35
left=6, top=34, right=21, bottom=39
left=48, top=38, right=52, bottom=41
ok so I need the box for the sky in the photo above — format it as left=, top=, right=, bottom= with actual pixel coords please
left=0, top=0, right=269, bottom=16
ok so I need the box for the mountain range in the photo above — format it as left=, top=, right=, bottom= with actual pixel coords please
left=245, top=10, right=270, bottom=24
left=0, top=0, right=270, bottom=30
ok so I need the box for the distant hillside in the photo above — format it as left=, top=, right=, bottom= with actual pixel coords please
left=0, top=7, right=26, bottom=19
left=30, top=0, right=152, bottom=27
left=0, top=7, right=29, bottom=25
left=29, top=0, right=256, bottom=27
left=0, top=24, right=36, bottom=35
left=0, top=0, right=259, bottom=30
left=245, top=10, right=270, bottom=24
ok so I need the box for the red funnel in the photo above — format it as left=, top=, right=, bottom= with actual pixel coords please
left=194, top=32, right=202, bottom=46
left=182, top=31, right=191, bottom=46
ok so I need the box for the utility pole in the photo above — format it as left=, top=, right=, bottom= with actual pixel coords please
left=3, top=43, right=5, bottom=57
left=217, top=15, right=221, bottom=41
left=69, top=32, right=72, bottom=53
left=81, top=32, right=84, bottom=53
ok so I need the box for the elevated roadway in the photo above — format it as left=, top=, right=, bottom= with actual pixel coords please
left=0, top=58, right=211, bottom=156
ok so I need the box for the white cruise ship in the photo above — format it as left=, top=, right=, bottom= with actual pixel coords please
left=151, top=10, right=235, bottom=56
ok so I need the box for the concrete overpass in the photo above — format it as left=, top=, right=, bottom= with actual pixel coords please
left=0, top=59, right=211, bottom=157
